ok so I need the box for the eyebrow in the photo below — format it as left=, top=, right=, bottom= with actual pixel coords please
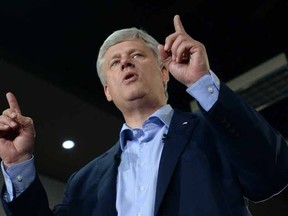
left=109, top=48, right=142, bottom=60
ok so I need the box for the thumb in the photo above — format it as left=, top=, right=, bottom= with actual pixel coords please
left=16, top=113, right=36, bottom=137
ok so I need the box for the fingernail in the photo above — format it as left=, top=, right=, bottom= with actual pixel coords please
left=10, top=121, right=17, bottom=127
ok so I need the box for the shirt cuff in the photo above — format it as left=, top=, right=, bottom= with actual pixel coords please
left=1, top=156, right=36, bottom=202
left=186, top=70, right=220, bottom=111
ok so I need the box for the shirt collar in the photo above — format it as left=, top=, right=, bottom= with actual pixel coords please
left=148, top=104, right=173, bottom=127
left=119, top=104, right=174, bottom=150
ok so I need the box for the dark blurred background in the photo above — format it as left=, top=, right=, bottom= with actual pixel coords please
left=0, top=0, right=288, bottom=215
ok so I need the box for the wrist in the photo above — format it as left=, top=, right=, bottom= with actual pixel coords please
left=3, top=154, right=32, bottom=169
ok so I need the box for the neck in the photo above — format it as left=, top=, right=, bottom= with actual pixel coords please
left=121, top=101, right=166, bottom=128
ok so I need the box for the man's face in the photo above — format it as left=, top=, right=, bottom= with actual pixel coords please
left=102, top=39, right=169, bottom=110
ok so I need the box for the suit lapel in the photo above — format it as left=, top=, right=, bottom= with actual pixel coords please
left=154, top=110, right=199, bottom=215
left=94, top=143, right=122, bottom=216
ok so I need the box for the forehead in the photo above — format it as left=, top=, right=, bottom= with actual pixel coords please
left=104, top=39, right=151, bottom=58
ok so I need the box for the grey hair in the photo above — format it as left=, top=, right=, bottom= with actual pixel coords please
left=96, top=27, right=163, bottom=86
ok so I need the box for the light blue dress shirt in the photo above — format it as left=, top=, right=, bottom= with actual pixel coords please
left=1, top=71, right=220, bottom=211
left=116, top=104, right=173, bottom=216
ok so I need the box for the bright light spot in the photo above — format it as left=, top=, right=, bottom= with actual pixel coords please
left=62, top=140, right=75, bottom=149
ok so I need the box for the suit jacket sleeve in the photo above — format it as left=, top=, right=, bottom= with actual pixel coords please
left=205, top=82, right=288, bottom=201
left=1, top=175, right=53, bottom=216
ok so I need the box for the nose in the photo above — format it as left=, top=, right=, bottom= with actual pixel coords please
left=121, top=61, right=134, bottom=71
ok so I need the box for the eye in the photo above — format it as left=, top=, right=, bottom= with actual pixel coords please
left=132, top=53, right=143, bottom=59
left=111, top=60, right=120, bottom=67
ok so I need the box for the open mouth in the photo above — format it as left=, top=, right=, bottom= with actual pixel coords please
left=123, top=72, right=137, bottom=83
left=124, top=73, right=135, bottom=80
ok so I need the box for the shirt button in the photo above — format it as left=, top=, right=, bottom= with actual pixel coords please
left=133, top=130, right=138, bottom=136
left=16, top=175, right=23, bottom=182
left=139, top=186, right=145, bottom=191
left=137, top=213, right=143, bottom=216
left=208, top=86, right=214, bottom=93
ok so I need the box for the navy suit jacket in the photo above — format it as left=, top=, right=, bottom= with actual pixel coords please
left=2, top=83, right=288, bottom=216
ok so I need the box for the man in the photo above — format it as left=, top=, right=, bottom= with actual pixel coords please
left=0, top=14, right=288, bottom=216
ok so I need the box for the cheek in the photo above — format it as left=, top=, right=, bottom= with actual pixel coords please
left=105, top=73, right=118, bottom=85
left=148, top=69, right=165, bottom=84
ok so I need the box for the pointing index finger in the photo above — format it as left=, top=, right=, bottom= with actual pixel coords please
left=6, top=92, right=22, bottom=114
left=174, top=14, right=186, bottom=33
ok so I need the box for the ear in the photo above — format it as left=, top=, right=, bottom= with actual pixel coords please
left=161, top=65, right=169, bottom=83
left=104, top=84, right=112, bottom=101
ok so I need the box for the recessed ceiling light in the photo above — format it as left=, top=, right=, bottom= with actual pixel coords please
left=62, top=140, right=75, bottom=149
